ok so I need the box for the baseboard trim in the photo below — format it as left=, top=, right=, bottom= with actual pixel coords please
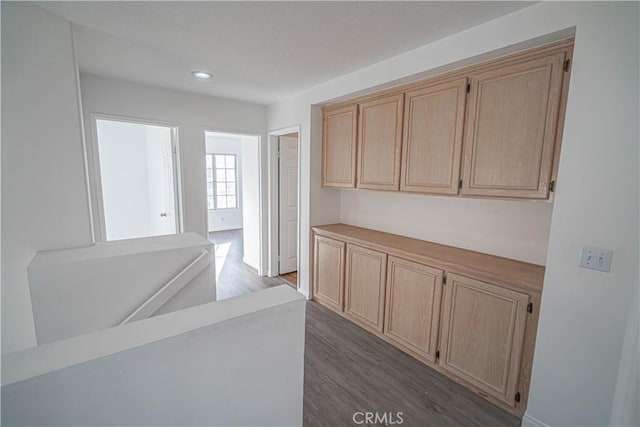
left=297, top=288, right=310, bottom=300
left=521, top=413, right=549, bottom=427
left=242, top=257, right=259, bottom=272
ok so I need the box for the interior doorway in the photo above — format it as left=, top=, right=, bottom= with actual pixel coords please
left=278, top=133, right=299, bottom=287
left=93, top=117, right=181, bottom=241
left=205, top=131, right=283, bottom=300
left=268, top=127, right=301, bottom=289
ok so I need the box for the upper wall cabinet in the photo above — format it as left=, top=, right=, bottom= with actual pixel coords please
left=321, top=40, right=573, bottom=200
left=357, top=93, right=404, bottom=190
left=322, top=105, right=358, bottom=188
left=460, top=51, right=568, bottom=199
left=401, top=78, right=467, bottom=194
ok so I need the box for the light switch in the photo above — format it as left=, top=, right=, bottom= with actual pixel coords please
left=579, top=246, right=613, bottom=272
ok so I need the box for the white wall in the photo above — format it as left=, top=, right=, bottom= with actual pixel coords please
left=610, top=283, right=639, bottom=427
left=28, top=233, right=215, bottom=344
left=80, top=73, right=268, bottom=240
left=526, top=4, right=639, bottom=426
left=1, top=3, right=93, bottom=354
left=268, top=2, right=639, bottom=425
left=341, top=192, right=552, bottom=265
left=206, top=135, right=243, bottom=232
left=241, top=136, right=262, bottom=271
left=2, top=286, right=306, bottom=426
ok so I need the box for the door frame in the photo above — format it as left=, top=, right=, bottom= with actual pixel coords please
left=267, top=125, right=301, bottom=280
left=87, top=113, right=184, bottom=242
left=203, top=129, right=267, bottom=276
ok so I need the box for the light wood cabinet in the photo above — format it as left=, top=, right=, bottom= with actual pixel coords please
left=321, top=40, right=573, bottom=200
left=439, top=273, right=530, bottom=407
left=313, top=235, right=345, bottom=312
left=460, top=51, right=567, bottom=198
left=401, top=78, right=467, bottom=194
left=312, top=224, right=544, bottom=417
left=344, top=244, right=387, bottom=332
left=384, top=256, right=443, bottom=362
left=357, top=94, right=404, bottom=190
left=322, top=105, right=358, bottom=188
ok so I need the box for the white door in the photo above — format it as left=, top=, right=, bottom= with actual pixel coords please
left=146, top=126, right=177, bottom=237
left=278, top=135, right=298, bottom=274
left=95, top=119, right=179, bottom=241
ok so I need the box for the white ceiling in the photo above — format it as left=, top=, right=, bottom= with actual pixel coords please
left=37, top=1, right=535, bottom=105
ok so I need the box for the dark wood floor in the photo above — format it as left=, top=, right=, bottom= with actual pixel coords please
left=304, top=301, right=520, bottom=427
left=208, top=229, right=284, bottom=300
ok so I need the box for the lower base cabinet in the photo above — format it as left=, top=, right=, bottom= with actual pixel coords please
left=344, top=244, right=387, bottom=332
left=384, top=256, right=443, bottom=363
left=438, top=273, right=530, bottom=407
left=312, top=226, right=543, bottom=417
left=313, top=236, right=345, bottom=312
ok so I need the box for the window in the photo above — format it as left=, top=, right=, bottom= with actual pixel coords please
left=206, top=154, right=238, bottom=210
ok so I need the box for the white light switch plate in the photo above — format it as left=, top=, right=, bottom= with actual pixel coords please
left=579, top=246, right=613, bottom=272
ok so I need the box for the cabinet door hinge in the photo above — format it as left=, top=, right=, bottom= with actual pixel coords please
left=466, top=83, right=471, bottom=93
left=458, top=179, right=463, bottom=190
left=563, top=59, right=571, bottom=72
left=515, top=392, right=521, bottom=403
left=442, top=274, right=447, bottom=285
left=527, top=302, right=533, bottom=313
left=549, top=180, right=556, bottom=192
left=436, top=350, right=440, bottom=360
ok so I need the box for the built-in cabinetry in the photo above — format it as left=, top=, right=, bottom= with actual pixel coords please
left=344, top=244, right=387, bottom=331
left=439, top=273, right=530, bottom=407
left=312, top=235, right=345, bottom=311
left=401, top=77, right=467, bottom=194
left=322, top=105, right=358, bottom=188
left=357, top=94, right=404, bottom=190
left=461, top=52, right=566, bottom=198
left=322, top=39, right=573, bottom=200
left=384, top=256, right=443, bottom=362
left=312, top=224, right=544, bottom=417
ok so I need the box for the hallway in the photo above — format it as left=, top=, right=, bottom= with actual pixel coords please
left=209, top=229, right=284, bottom=300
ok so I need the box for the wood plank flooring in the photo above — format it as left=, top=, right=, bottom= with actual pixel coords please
left=304, top=301, right=520, bottom=427
left=280, top=271, right=298, bottom=288
left=208, top=229, right=285, bottom=300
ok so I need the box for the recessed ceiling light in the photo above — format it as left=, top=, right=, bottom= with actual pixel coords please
left=192, top=71, right=212, bottom=79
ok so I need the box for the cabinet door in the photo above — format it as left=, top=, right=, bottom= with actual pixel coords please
left=322, top=105, right=358, bottom=188
left=401, top=78, right=467, bottom=194
left=357, top=94, right=404, bottom=190
left=345, top=244, right=387, bottom=331
left=439, top=273, right=530, bottom=407
left=461, top=51, right=566, bottom=198
left=313, top=235, right=345, bottom=311
left=384, top=256, right=443, bottom=362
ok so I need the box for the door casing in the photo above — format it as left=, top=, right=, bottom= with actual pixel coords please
left=267, top=126, right=301, bottom=279
left=88, top=113, right=183, bottom=242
